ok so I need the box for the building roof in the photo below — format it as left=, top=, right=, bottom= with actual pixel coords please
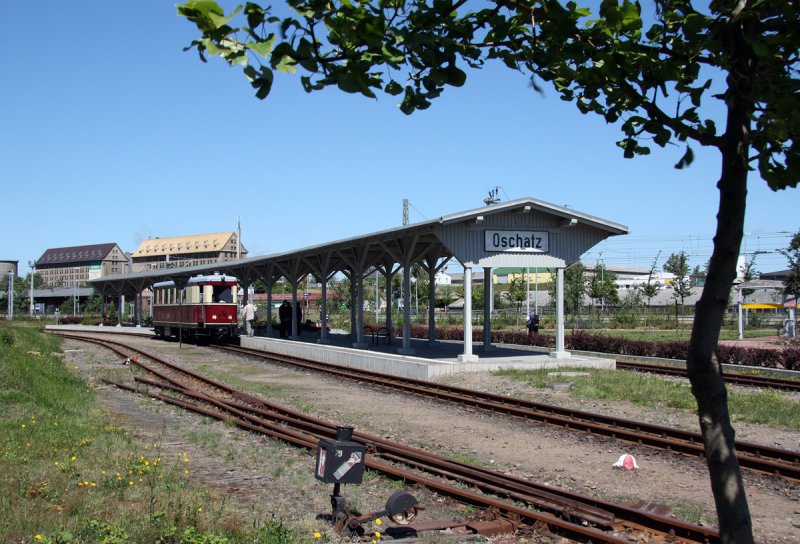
left=36, top=243, right=118, bottom=266
left=759, top=269, right=791, bottom=281
left=132, top=232, right=239, bottom=258
left=32, top=287, right=96, bottom=298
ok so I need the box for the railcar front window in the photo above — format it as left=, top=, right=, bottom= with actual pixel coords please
left=213, top=286, right=233, bottom=303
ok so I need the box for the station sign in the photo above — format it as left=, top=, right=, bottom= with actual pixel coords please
left=485, top=230, right=549, bottom=253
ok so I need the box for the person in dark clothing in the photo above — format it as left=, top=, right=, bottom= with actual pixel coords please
left=526, top=311, right=540, bottom=336
left=295, top=302, right=303, bottom=334
left=278, top=300, right=292, bottom=338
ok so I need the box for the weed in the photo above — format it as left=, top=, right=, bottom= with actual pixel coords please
left=495, top=367, right=800, bottom=429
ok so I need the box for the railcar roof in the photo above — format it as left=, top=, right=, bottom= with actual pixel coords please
left=152, top=274, right=238, bottom=289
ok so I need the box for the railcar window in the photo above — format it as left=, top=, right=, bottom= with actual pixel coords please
left=213, top=285, right=233, bottom=303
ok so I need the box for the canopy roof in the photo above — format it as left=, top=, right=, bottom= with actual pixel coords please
left=91, top=197, right=628, bottom=296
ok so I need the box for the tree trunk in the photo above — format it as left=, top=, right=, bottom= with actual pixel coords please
left=685, top=20, right=755, bottom=541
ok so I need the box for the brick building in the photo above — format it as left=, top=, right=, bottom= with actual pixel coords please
left=35, top=243, right=130, bottom=287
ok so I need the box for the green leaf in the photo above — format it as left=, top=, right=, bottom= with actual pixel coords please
left=385, top=80, right=403, bottom=95
left=247, top=36, right=275, bottom=58
left=446, top=65, right=467, bottom=87
left=207, top=4, right=242, bottom=29
left=674, top=146, right=694, bottom=169
left=683, top=13, right=706, bottom=38
left=255, top=71, right=274, bottom=99
left=274, top=55, right=297, bottom=73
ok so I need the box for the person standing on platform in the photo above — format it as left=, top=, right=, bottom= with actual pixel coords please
left=295, top=302, right=303, bottom=336
left=243, top=300, right=256, bottom=337
left=279, top=300, right=291, bottom=338
left=526, top=311, right=540, bottom=336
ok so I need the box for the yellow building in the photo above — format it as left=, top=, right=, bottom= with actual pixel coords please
left=131, top=232, right=247, bottom=272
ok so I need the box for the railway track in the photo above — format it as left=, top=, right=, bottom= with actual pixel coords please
left=51, top=326, right=800, bottom=391
left=55, top=331, right=800, bottom=481
left=57, top=331, right=723, bottom=543
left=215, top=344, right=800, bottom=482
left=616, top=361, right=800, bottom=392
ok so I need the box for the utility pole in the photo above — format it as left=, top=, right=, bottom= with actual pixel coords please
left=237, top=216, right=241, bottom=259
left=6, top=271, right=13, bottom=319
left=28, top=261, right=35, bottom=316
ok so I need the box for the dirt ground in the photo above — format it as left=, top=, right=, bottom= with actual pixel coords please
left=61, top=334, right=800, bottom=543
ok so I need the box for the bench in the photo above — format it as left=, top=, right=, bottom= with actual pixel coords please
left=364, top=325, right=391, bottom=345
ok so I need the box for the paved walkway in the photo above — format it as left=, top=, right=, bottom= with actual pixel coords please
left=718, top=336, right=786, bottom=350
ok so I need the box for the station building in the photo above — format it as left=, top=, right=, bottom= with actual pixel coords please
left=35, top=243, right=130, bottom=287
left=131, top=232, right=247, bottom=272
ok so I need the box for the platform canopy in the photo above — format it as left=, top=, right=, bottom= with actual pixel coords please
left=93, top=197, right=626, bottom=292
left=91, top=197, right=627, bottom=358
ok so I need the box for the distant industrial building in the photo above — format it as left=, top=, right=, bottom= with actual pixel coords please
left=35, top=244, right=129, bottom=287
left=130, top=232, right=247, bottom=272
left=0, top=260, right=18, bottom=278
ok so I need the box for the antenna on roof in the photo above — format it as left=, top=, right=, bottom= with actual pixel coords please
left=483, top=187, right=502, bottom=206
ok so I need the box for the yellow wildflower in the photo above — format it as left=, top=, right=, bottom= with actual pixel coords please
left=34, top=535, right=42, bottom=541
left=313, top=532, right=321, bottom=538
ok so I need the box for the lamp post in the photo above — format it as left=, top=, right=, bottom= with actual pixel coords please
left=73, top=266, right=78, bottom=317
left=526, top=267, right=530, bottom=316
left=28, top=261, right=35, bottom=317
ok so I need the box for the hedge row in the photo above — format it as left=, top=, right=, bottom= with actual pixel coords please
left=408, top=326, right=800, bottom=371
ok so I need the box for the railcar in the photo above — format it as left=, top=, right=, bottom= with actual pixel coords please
left=152, top=274, right=239, bottom=341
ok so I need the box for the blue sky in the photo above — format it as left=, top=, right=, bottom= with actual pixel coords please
left=2, top=1, right=796, bottom=276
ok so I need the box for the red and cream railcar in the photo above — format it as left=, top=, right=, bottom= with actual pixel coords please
left=152, top=274, right=239, bottom=340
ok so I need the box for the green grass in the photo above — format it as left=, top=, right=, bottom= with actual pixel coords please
left=495, top=366, right=800, bottom=429
left=0, top=323, right=305, bottom=544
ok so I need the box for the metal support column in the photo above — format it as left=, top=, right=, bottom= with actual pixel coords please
left=318, top=276, right=330, bottom=344
left=290, top=283, right=299, bottom=339
left=354, top=272, right=368, bottom=348
left=458, top=263, right=478, bottom=362
left=482, top=266, right=493, bottom=350
left=551, top=267, right=570, bottom=358
left=398, top=265, right=414, bottom=355
left=428, top=274, right=437, bottom=344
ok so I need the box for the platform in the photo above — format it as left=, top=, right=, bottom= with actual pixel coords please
left=240, top=330, right=614, bottom=380
left=47, top=325, right=615, bottom=380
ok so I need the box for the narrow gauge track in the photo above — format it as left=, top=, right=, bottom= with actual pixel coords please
left=214, top=345, right=800, bottom=482
left=54, top=327, right=798, bottom=391
left=616, top=361, right=800, bottom=392
left=56, top=332, right=720, bottom=544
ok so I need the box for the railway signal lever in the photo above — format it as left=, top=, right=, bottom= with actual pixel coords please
left=315, top=425, right=420, bottom=535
